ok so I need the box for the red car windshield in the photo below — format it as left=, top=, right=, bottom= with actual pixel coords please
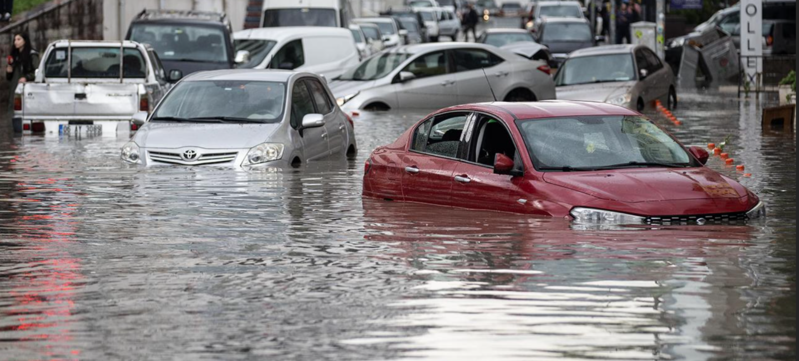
left=517, top=116, right=694, bottom=171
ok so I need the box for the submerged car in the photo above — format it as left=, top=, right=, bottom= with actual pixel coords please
left=329, top=43, right=555, bottom=111
left=122, top=70, right=357, bottom=168
left=555, top=45, right=677, bottom=111
left=362, top=101, right=765, bottom=225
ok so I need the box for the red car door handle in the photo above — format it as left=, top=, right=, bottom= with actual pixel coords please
left=454, top=175, right=471, bottom=183
left=405, top=166, right=420, bottom=174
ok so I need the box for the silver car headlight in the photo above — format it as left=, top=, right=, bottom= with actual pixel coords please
left=243, top=143, right=284, bottom=166
left=570, top=207, right=645, bottom=225
left=607, top=93, right=632, bottom=106
left=336, top=92, right=359, bottom=106
left=745, top=201, right=766, bottom=220
left=121, top=141, right=141, bottom=164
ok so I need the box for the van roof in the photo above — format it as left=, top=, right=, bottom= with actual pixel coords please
left=233, top=27, right=353, bottom=41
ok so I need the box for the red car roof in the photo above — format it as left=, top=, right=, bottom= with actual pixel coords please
left=439, top=101, right=640, bottom=121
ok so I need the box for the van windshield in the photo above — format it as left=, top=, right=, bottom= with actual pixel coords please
left=234, top=39, right=277, bottom=68
left=44, top=47, right=147, bottom=79
left=263, top=8, right=337, bottom=27
left=129, top=24, right=229, bottom=63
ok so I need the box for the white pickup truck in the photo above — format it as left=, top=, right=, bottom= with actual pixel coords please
left=14, top=40, right=169, bottom=136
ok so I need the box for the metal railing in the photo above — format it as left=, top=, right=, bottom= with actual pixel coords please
left=738, top=55, right=796, bottom=95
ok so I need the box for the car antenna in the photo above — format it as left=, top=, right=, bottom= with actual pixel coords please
left=482, top=68, right=498, bottom=102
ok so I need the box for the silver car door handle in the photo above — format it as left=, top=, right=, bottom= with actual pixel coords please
left=321, top=133, right=327, bottom=138
left=494, top=71, right=508, bottom=77
left=454, top=175, right=471, bottom=183
left=405, top=166, right=420, bottom=174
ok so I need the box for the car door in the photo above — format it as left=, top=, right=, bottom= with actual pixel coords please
left=394, top=50, right=460, bottom=109
left=450, top=113, right=527, bottom=213
left=291, top=79, right=329, bottom=161
left=451, top=48, right=506, bottom=104
left=634, top=48, right=655, bottom=103
left=305, top=77, right=345, bottom=155
left=401, top=112, right=471, bottom=206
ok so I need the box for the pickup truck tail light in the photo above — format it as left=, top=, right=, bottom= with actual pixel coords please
left=537, top=65, right=552, bottom=75
left=13, top=94, right=22, bottom=111
left=139, top=94, right=149, bottom=112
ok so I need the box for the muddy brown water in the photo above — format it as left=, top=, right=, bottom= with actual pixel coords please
left=0, top=91, right=795, bottom=360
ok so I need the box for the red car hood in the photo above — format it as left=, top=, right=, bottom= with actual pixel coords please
left=543, top=167, right=747, bottom=203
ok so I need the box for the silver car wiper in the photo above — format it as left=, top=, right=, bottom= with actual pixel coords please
left=150, top=116, right=218, bottom=122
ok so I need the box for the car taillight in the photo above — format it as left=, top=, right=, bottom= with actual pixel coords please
left=139, top=95, right=149, bottom=112
left=13, top=95, right=22, bottom=111
left=346, top=113, right=354, bottom=128
left=537, top=65, right=552, bottom=75
left=130, top=123, right=139, bottom=131
left=23, top=123, right=30, bottom=131
left=766, top=35, right=773, bottom=46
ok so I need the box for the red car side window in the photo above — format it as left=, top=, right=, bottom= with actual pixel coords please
left=410, top=113, right=470, bottom=159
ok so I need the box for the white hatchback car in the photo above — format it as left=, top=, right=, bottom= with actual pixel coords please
left=233, top=27, right=360, bottom=79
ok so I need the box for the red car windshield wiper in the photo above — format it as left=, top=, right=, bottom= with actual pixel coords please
left=539, top=161, right=689, bottom=172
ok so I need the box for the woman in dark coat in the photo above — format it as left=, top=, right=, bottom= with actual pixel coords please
left=6, top=32, right=39, bottom=115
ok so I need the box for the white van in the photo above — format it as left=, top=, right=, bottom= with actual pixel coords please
left=261, top=0, right=354, bottom=28
left=233, top=27, right=360, bottom=79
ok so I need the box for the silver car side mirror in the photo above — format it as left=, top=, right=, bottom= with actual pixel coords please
left=639, top=69, right=648, bottom=80
left=132, top=111, right=148, bottom=126
left=399, top=71, right=416, bottom=82
left=302, top=113, right=325, bottom=129
left=399, top=29, right=409, bottom=37
left=234, top=50, right=251, bottom=64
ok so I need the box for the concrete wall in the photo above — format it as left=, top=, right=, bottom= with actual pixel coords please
left=102, top=0, right=249, bottom=40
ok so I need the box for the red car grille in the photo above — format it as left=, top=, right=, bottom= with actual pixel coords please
left=645, top=212, right=749, bottom=225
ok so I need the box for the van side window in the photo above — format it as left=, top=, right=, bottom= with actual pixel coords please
left=305, top=78, right=333, bottom=115
left=270, top=39, right=304, bottom=70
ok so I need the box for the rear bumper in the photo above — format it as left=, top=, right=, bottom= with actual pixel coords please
left=16, top=118, right=135, bottom=137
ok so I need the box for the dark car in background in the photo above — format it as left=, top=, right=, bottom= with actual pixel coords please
left=126, top=10, right=235, bottom=83
left=533, top=18, right=597, bottom=67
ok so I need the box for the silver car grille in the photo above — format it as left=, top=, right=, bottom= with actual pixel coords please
left=148, top=150, right=239, bottom=166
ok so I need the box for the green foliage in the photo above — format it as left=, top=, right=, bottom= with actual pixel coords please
left=779, top=70, right=796, bottom=91
left=13, top=0, right=51, bottom=15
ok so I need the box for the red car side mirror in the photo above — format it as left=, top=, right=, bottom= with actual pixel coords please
left=494, top=153, right=515, bottom=174
left=688, top=146, right=709, bottom=165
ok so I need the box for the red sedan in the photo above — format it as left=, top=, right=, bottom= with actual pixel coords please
left=362, top=101, right=766, bottom=225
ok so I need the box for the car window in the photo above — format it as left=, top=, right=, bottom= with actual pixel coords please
left=361, top=26, right=380, bottom=41
left=263, top=8, right=338, bottom=27
left=291, top=80, right=315, bottom=129
left=540, top=22, right=592, bottom=42
left=403, top=51, right=448, bottom=79
left=153, top=80, right=286, bottom=122
left=452, top=49, right=504, bottom=72
left=468, top=116, right=517, bottom=167
left=350, top=28, right=364, bottom=43
left=410, top=113, right=469, bottom=159
left=642, top=49, right=663, bottom=73
left=718, top=13, right=739, bottom=35
left=634, top=50, right=649, bottom=76
left=305, top=78, right=333, bottom=115
left=484, top=33, right=534, bottom=47
left=148, top=49, right=166, bottom=82
left=235, top=39, right=277, bottom=69
left=45, top=47, right=147, bottom=79
left=270, top=39, right=304, bottom=70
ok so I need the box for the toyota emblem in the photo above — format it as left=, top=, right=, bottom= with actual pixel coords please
left=182, top=149, right=198, bottom=161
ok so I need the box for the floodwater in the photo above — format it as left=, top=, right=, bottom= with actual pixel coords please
left=0, top=91, right=795, bottom=360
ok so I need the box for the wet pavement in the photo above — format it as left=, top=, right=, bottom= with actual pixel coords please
left=0, top=85, right=796, bottom=360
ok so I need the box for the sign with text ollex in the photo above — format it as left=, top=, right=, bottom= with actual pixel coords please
left=740, top=0, right=762, bottom=86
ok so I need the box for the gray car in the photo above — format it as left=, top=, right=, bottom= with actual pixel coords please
left=330, top=43, right=556, bottom=111
left=121, top=70, right=357, bottom=168
left=555, top=45, right=677, bottom=112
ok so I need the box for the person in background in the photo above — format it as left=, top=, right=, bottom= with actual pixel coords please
left=462, top=3, right=479, bottom=42
left=1, top=0, right=12, bottom=22
left=615, top=0, right=631, bottom=44
left=6, top=32, right=39, bottom=115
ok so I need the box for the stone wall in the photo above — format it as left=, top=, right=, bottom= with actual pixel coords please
left=0, top=0, right=104, bottom=113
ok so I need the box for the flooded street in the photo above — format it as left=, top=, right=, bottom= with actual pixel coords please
left=0, top=91, right=795, bottom=360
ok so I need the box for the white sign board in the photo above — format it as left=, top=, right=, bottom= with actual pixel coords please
left=740, top=0, right=762, bottom=86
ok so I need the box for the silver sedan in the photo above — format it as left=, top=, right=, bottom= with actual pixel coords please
left=121, top=70, right=357, bottom=168
left=554, top=45, right=678, bottom=112
left=330, top=43, right=556, bottom=111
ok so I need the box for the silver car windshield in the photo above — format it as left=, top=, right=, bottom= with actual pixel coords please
left=338, top=52, right=411, bottom=81
left=517, top=116, right=692, bottom=171
left=555, top=54, right=635, bottom=86
left=129, top=24, right=229, bottom=63
left=541, top=22, right=592, bottom=42
left=539, top=5, right=583, bottom=18
left=234, top=39, right=277, bottom=69
left=153, top=81, right=286, bottom=122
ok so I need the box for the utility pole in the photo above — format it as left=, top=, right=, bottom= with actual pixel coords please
left=610, top=0, right=616, bottom=44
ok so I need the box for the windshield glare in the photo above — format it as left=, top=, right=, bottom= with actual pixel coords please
left=263, top=8, right=337, bottom=27
left=154, top=81, right=286, bottom=122
left=518, top=116, right=692, bottom=170
left=555, top=54, right=635, bottom=86
left=484, top=33, right=534, bottom=47
left=339, top=52, right=410, bottom=81
left=542, top=22, right=592, bottom=42
left=234, top=39, right=277, bottom=69
left=539, top=5, right=583, bottom=18
left=130, top=24, right=229, bottom=62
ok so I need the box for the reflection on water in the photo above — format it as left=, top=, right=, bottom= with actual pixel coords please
left=0, top=92, right=795, bottom=360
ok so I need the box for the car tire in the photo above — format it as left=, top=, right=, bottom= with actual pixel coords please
left=636, top=98, right=645, bottom=112
left=667, top=87, right=678, bottom=110
left=346, top=144, right=357, bottom=160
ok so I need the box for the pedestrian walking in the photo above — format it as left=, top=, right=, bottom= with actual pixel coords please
left=6, top=32, right=39, bottom=116
left=615, top=0, right=631, bottom=44
left=462, top=4, right=479, bottom=42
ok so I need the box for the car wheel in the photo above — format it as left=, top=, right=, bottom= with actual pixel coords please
left=364, top=102, right=390, bottom=111
left=667, top=87, right=678, bottom=110
left=636, top=98, right=645, bottom=112
left=346, top=144, right=357, bottom=160
left=504, top=88, right=536, bottom=102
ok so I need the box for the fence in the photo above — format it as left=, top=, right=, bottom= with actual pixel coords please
left=738, top=55, right=796, bottom=95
